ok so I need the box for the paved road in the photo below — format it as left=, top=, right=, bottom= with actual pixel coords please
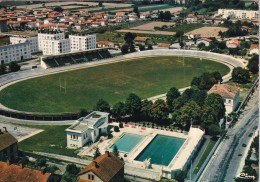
left=199, top=86, right=259, bottom=182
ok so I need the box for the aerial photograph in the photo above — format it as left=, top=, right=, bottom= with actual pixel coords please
left=0, top=0, right=258, bottom=181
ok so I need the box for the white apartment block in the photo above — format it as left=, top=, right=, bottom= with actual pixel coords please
left=218, top=9, right=259, bottom=19
left=38, top=32, right=65, bottom=51
left=0, top=42, right=31, bottom=64
left=69, top=34, right=96, bottom=52
left=42, top=39, right=71, bottom=55
left=10, top=36, right=39, bottom=53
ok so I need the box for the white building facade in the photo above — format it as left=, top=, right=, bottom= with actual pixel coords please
left=38, top=32, right=65, bottom=51
left=10, top=36, right=39, bottom=53
left=42, top=39, right=71, bottom=55
left=218, top=9, right=259, bottom=19
left=0, top=42, right=31, bottom=64
left=69, top=34, right=96, bottom=52
left=66, top=111, right=109, bottom=148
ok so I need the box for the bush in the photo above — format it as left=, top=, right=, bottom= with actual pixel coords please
left=36, top=158, right=47, bottom=167
left=66, top=163, right=80, bottom=175
left=232, top=67, right=250, bottom=83
left=119, top=122, right=123, bottom=128
left=114, top=126, right=119, bottom=132
left=46, top=165, right=59, bottom=173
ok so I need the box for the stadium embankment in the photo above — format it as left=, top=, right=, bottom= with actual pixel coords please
left=0, top=49, right=244, bottom=122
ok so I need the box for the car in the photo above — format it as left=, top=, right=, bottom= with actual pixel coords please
left=242, top=144, right=247, bottom=147
left=238, top=154, right=242, bottom=156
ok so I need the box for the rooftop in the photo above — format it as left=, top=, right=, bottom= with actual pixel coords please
left=208, top=83, right=240, bottom=98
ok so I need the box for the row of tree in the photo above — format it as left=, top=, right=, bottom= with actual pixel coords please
left=0, top=61, right=21, bottom=75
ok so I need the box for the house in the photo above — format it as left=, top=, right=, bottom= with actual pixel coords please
left=134, top=37, right=148, bottom=46
left=129, top=15, right=138, bottom=22
left=98, top=41, right=114, bottom=48
left=0, top=161, right=62, bottom=182
left=27, top=22, right=37, bottom=29
left=249, top=44, right=259, bottom=55
left=186, top=14, right=197, bottom=23
left=187, top=33, right=201, bottom=40
left=0, top=127, right=18, bottom=162
left=157, top=43, right=170, bottom=49
left=226, top=39, right=241, bottom=48
left=208, top=83, right=240, bottom=115
left=196, top=38, right=212, bottom=47
left=241, top=26, right=251, bottom=33
left=140, top=13, right=150, bottom=20
left=169, top=43, right=181, bottom=49
left=66, top=111, right=109, bottom=148
left=77, top=151, right=124, bottom=182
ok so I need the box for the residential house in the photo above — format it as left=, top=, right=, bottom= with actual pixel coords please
left=208, top=83, right=240, bottom=115
left=241, top=26, right=251, bottom=33
left=8, top=21, right=20, bottom=28
left=0, top=161, right=62, bottom=182
left=140, top=13, right=150, bottom=20
left=77, top=151, right=124, bottom=182
left=0, top=127, right=18, bottom=162
left=249, top=44, right=259, bottom=55
left=66, top=111, right=109, bottom=148
left=188, top=33, right=201, bottom=40
left=186, top=14, right=197, bottom=23
left=226, top=39, right=241, bottom=48
left=196, top=38, right=212, bottom=47
left=134, top=37, right=148, bottom=46
left=98, top=41, right=114, bottom=48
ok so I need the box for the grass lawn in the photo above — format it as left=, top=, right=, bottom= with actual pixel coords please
left=193, top=139, right=217, bottom=174
left=167, top=23, right=205, bottom=33
left=0, top=56, right=230, bottom=113
left=18, top=125, right=78, bottom=157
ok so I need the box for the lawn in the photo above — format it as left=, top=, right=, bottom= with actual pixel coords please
left=0, top=56, right=230, bottom=113
left=193, top=139, right=217, bottom=174
left=18, top=125, right=78, bottom=157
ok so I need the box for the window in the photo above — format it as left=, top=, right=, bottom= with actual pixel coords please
left=88, top=174, right=94, bottom=180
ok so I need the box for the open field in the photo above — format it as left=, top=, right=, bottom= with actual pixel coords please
left=18, top=125, right=77, bottom=157
left=117, top=29, right=176, bottom=35
left=167, top=23, right=205, bottom=33
left=130, top=22, right=176, bottom=31
left=0, top=30, right=38, bottom=37
left=193, top=139, right=217, bottom=174
left=185, top=26, right=228, bottom=38
left=150, top=7, right=182, bottom=13
left=0, top=56, right=230, bottom=113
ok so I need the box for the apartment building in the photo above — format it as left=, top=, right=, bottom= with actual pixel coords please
left=218, top=9, right=259, bottom=19
left=69, top=34, right=96, bottom=52
left=10, top=36, right=39, bottom=53
left=0, top=42, right=31, bottom=64
left=38, top=32, right=65, bottom=51
left=42, top=39, right=71, bottom=55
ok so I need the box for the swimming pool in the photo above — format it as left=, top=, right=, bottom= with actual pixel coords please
left=135, top=134, right=185, bottom=166
left=111, top=134, right=143, bottom=153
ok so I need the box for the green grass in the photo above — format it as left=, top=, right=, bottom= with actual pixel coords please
left=167, top=23, right=205, bottom=33
left=0, top=56, right=230, bottom=113
left=193, top=140, right=217, bottom=174
left=18, top=125, right=78, bottom=157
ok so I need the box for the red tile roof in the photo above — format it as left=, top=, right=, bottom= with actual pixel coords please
left=98, top=41, right=110, bottom=45
left=134, top=36, right=148, bottom=42
left=250, top=44, right=259, bottom=49
left=227, top=39, right=241, bottom=46
left=198, top=38, right=212, bottom=42
left=78, top=152, right=124, bottom=182
left=0, top=161, right=52, bottom=182
left=209, top=84, right=240, bottom=98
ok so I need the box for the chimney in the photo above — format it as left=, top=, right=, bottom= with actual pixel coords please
left=93, top=161, right=99, bottom=168
left=105, top=151, right=110, bottom=157
left=3, top=127, right=7, bottom=133
left=218, top=80, right=221, bottom=84
left=6, top=159, right=10, bottom=165
left=19, top=162, right=24, bottom=169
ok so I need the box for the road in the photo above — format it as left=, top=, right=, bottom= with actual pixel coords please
left=199, top=86, right=259, bottom=182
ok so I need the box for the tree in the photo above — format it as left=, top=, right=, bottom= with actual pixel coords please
left=141, top=99, right=153, bottom=120
left=129, top=44, right=136, bottom=52
left=191, top=72, right=222, bottom=90
left=121, top=44, right=129, bottom=54
left=93, top=99, right=110, bottom=112
left=124, top=93, right=142, bottom=120
left=232, top=67, right=250, bottom=83
left=207, top=124, right=221, bottom=137
left=98, top=1, right=103, bottom=7
left=113, top=145, right=119, bottom=157
left=124, top=32, right=136, bottom=45
left=94, top=147, right=101, bottom=159
left=198, top=42, right=205, bottom=50
left=138, top=44, right=145, bottom=51
left=179, top=41, right=184, bottom=49
left=175, top=170, right=187, bottom=182
left=46, top=165, right=59, bottom=173
left=78, top=108, right=88, bottom=118
left=36, top=158, right=47, bottom=167
left=166, top=87, right=181, bottom=112
left=133, top=6, right=139, bottom=17
left=111, top=102, right=125, bottom=121
left=114, top=126, right=119, bottom=132
left=151, top=99, right=169, bottom=122
left=66, top=163, right=80, bottom=175
left=147, top=44, right=153, bottom=50
left=175, top=31, right=184, bottom=39
left=0, top=64, right=6, bottom=75
left=54, top=6, right=63, bottom=13
left=247, top=55, right=259, bottom=74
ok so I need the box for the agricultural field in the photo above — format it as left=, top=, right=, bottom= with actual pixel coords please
left=130, top=22, right=176, bottom=31
left=0, top=30, right=38, bottom=37
left=0, top=56, right=230, bottom=113
left=117, top=29, right=176, bottom=35
left=185, top=26, right=229, bottom=38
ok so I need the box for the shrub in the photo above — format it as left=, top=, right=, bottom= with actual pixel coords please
left=119, top=122, right=123, bottom=128
left=36, top=158, right=47, bottom=167
left=114, top=126, right=119, bottom=132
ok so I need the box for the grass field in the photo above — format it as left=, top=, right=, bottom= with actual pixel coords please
left=193, top=139, right=217, bottom=174
left=167, top=23, right=205, bottom=33
left=0, top=56, right=230, bottom=113
left=18, top=125, right=77, bottom=157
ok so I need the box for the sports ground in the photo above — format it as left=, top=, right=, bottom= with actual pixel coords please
left=0, top=56, right=230, bottom=113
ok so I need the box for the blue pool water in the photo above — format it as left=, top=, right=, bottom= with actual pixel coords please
left=111, top=134, right=143, bottom=152
left=135, top=134, right=185, bottom=166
